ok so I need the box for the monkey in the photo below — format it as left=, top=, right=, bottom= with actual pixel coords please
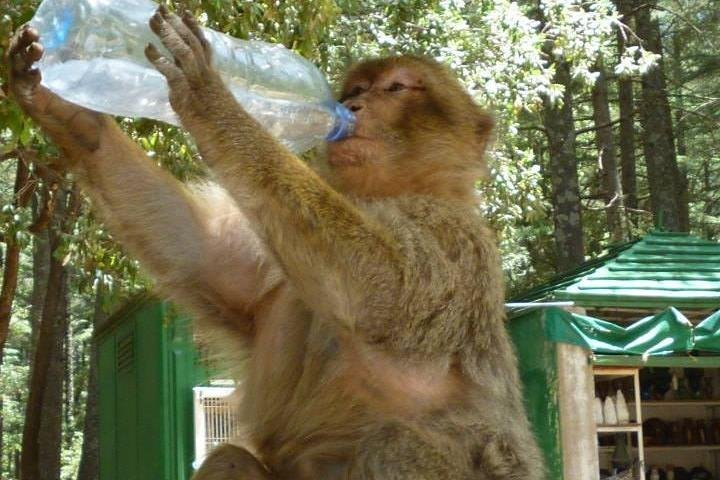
left=192, top=444, right=272, bottom=480
left=6, top=7, right=545, bottom=480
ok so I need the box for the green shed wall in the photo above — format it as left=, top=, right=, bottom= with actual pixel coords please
left=97, top=300, right=202, bottom=480
left=508, top=310, right=563, bottom=479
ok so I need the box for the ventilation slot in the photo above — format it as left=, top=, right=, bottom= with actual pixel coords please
left=116, top=332, right=134, bottom=373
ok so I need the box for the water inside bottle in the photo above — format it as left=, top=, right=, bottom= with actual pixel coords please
left=29, top=0, right=349, bottom=152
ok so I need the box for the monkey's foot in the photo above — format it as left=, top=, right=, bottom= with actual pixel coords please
left=192, top=444, right=274, bottom=480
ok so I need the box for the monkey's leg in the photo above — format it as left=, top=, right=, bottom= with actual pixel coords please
left=193, top=445, right=275, bottom=480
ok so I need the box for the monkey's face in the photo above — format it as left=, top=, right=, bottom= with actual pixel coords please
left=324, top=56, right=493, bottom=201
left=328, top=65, right=424, bottom=165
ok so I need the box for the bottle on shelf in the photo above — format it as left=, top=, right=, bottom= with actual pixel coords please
left=611, top=434, right=632, bottom=473
left=666, top=465, right=675, bottom=480
left=677, top=377, right=691, bottom=400
left=27, top=0, right=355, bottom=153
left=604, top=396, right=618, bottom=425
left=616, top=389, right=630, bottom=424
left=594, top=397, right=604, bottom=425
left=665, top=373, right=679, bottom=401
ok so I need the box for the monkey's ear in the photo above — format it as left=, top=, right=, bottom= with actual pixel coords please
left=473, top=111, right=495, bottom=179
left=475, top=111, right=495, bottom=152
left=476, top=111, right=494, bottom=137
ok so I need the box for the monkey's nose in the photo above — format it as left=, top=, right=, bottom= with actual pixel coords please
left=344, top=100, right=364, bottom=112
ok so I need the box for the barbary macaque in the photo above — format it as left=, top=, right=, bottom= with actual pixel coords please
left=6, top=6, right=544, bottom=479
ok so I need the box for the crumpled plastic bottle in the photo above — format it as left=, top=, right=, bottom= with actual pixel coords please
left=615, top=389, right=630, bottom=424
left=594, top=396, right=604, bottom=424
left=28, top=0, right=355, bottom=153
left=603, top=395, right=618, bottom=425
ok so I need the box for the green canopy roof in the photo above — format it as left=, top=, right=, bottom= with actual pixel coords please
left=516, top=231, right=720, bottom=309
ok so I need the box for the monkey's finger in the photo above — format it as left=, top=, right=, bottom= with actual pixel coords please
left=182, top=12, right=213, bottom=62
left=149, top=7, right=201, bottom=80
left=145, top=43, right=184, bottom=83
left=11, top=45, right=44, bottom=82
left=8, top=26, right=42, bottom=74
left=25, top=41, right=45, bottom=72
left=7, top=25, right=37, bottom=58
left=163, top=9, right=207, bottom=68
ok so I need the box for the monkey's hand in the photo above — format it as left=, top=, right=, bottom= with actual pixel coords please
left=4, top=25, right=106, bottom=154
left=145, top=6, right=235, bottom=131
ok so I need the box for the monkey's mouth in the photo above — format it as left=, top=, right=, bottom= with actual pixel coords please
left=327, top=153, right=361, bottom=167
left=326, top=137, right=372, bottom=166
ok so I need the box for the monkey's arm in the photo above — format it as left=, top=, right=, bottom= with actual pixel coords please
left=147, top=9, right=497, bottom=356
left=145, top=8, right=408, bottom=328
left=6, top=24, right=280, bottom=334
left=74, top=121, right=281, bottom=333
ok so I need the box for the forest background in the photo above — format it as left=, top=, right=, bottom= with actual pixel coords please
left=0, top=0, right=717, bottom=478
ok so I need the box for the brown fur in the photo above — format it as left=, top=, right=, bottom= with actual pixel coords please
left=7, top=10, right=544, bottom=479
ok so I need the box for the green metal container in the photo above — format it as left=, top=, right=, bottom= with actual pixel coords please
left=96, top=297, right=205, bottom=480
left=508, top=309, right=563, bottom=479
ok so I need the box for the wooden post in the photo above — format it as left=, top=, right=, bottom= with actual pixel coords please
left=557, top=342, right=600, bottom=479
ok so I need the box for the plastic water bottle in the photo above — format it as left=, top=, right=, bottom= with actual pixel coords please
left=28, top=0, right=355, bottom=153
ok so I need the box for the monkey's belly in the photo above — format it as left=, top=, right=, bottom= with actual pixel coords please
left=244, top=307, right=371, bottom=477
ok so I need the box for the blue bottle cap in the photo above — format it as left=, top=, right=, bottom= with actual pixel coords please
left=325, top=102, right=356, bottom=142
left=41, top=7, right=75, bottom=50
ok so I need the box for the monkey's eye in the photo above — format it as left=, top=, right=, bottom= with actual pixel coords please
left=346, top=85, right=365, bottom=98
left=386, top=82, right=406, bottom=92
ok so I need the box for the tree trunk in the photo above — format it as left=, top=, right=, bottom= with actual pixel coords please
left=30, top=192, right=52, bottom=357
left=38, top=272, right=68, bottom=480
left=0, top=398, right=3, bottom=480
left=542, top=60, right=585, bottom=272
left=616, top=0, right=638, bottom=222
left=20, top=185, right=73, bottom=480
left=0, top=156, right=32, bottom=474
left=0, top=157, right=30, bottom=362
left=64, top=318, right=73, bottom=434
left=703, top=160, right=714, bottom=239
left=635, top=0, right=687, bottom=232
left=591, top=55, right=625, bottom=243
left=76, top=284, right=105, bottom=480
left=671, top=33, right=690, bottom=232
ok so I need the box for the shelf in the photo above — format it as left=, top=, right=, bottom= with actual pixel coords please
left=629, top=400, right=720, bottom=407
left=599, top=444, right=720, bottom=453
left=593, top=366, right=646, bottom=480
left=594, top=367, right=639, bottom=379
left=597, top=424, right=643, bottom=433
left=594, top=355, right=720, bottom=368
left=645, top=445, right=720, bottom=452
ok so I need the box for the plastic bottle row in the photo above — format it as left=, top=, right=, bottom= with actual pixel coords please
left=595, top=390, right=631, bottom=425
